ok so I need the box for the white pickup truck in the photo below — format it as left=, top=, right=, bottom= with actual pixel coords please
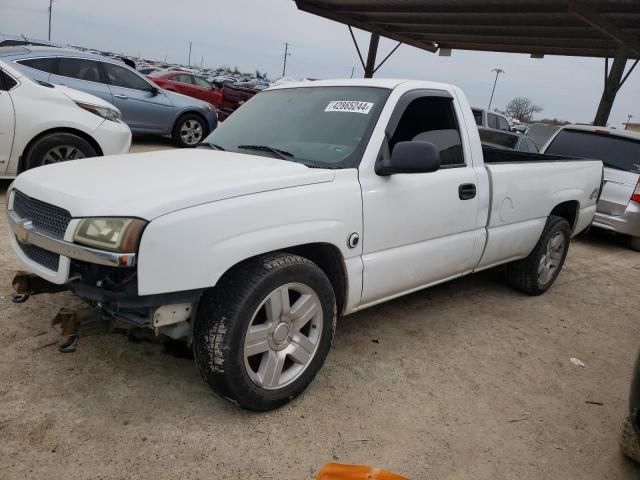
left=6, top=79, right=603, bottom=410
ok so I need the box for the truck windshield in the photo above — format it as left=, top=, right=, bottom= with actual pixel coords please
left=203, top=86, right=390, bottom=168
left=545, top=129, right=640, bottom=174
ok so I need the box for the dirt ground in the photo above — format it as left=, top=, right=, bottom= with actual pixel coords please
left=1, top=142, right=640, bottom=479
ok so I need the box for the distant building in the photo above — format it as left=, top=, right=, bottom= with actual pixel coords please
left=624, top=123, right=640, bottom=133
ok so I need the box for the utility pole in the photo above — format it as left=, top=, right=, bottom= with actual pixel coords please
left=164, top=54, right=167, bottom=62
left=627, top=114, right=633, bottom=127
left=282, top=42, right=291, bottom=77
left=201, top=56, right=204, bottom=68
left=48, top=0, right=53, bottom=41
left=488, top=68, right=505, bottom=111
left=188, top=41, right=192, bottom=66
left=350, top=67, right=355, bottom=78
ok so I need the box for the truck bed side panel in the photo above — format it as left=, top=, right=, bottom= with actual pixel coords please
left=476, top=160, right=601, bottom=271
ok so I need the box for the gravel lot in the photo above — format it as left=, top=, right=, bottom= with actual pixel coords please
left=1, top=141, right=639, bottom=479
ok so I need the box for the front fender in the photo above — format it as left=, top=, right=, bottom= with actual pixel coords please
left=136, top=171, right=362, bottom=298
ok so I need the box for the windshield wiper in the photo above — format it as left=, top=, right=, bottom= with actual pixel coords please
left=196, top=142, right=226, bottom=151
left=237, top=144, right=294, bottom=160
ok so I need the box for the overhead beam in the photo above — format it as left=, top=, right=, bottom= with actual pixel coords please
left=568, top=0, right=640, bottom=57
left=386, top=24, right=619, bottom=39
left=410, top=33, right=614, bottom=49
left=329, top=2, right=640, bottom=15
left=436, top=42, right=623, bottom=58
left=370, top=16, right=639, bottom=28
left=295, top=1, right=437, bottom=52
left=331, top=4, right=570, bottom=14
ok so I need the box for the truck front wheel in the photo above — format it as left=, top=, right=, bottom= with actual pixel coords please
left=505, top=215, right=570, bottom=295
left=193, top=252, right=336, bottom=411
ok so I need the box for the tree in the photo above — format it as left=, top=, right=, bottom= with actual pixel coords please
left=505, top=97, right=543, bottom=123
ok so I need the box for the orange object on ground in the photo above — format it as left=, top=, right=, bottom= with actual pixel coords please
left=316, top=463, right=409, bottom=480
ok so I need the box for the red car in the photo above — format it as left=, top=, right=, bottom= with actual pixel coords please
left=148, top=70, right=222, bottom=107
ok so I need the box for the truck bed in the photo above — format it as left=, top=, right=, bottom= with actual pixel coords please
left=483, top=146, right=581, bottom=164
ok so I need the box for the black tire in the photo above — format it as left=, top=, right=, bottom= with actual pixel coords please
left=505, top=215, right=570, bottom=295
left=171, top=113, right=208, bottom=148
left=24, top=133, right=97, bottom=171
left=193, top=252, right=336, bottom=411
left=621, top=415, right=640, bottom=463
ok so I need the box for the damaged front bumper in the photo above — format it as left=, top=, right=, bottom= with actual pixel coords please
left=7, top=191, right=203, bottom=345
left=11, top=270, right=203, bottom=344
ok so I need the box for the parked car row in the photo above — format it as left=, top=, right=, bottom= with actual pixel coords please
left=0, top=46, right=218, bottom=147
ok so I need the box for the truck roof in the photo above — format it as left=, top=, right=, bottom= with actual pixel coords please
left=266, top=78, right=457, bottom=93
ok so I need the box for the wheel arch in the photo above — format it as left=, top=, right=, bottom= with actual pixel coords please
left=549, top=200, right=580, bottom=233
left=19, top=127, right=102, bottom=174
left=215, top=242, right=349, bottom=316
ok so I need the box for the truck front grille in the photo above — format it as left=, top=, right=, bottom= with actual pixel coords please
left=16, top=238, right=61, bottom=271
left=12, top=190, right=72, bottom=239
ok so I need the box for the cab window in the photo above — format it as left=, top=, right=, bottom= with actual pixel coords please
left=389, top=94, right=465, bottom=167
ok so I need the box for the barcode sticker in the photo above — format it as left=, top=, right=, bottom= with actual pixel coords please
left=325, top=100, right=374, bottom=114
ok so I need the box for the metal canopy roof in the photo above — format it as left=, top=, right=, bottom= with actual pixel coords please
left=294, top=0, right=640, bottom=59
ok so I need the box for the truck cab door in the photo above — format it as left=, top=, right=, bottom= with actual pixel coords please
left=0, top=69, right=16, bottom=175
left=358, top=90, right=483, bottom=306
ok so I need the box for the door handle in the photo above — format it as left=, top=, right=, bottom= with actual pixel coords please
left=114, top=94, right=128, bottom=99
left=458, top=183, right=476, bottom=200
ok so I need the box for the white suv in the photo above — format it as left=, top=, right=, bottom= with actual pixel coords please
left=0, top=60, right=131, bottom=178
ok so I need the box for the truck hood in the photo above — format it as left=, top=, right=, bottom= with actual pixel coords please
left=11, top=150, right=335, bottom=219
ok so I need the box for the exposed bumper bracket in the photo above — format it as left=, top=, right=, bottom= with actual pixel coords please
left=11, top=271, right=69, bottom=303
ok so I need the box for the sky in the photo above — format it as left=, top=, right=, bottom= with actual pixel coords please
left=1, top=0, right=638, bottom=126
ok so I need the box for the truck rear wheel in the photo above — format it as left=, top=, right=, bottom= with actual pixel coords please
left=505, top=215, right=570, bottom=295
left=193, top=252, right=336, bottom=411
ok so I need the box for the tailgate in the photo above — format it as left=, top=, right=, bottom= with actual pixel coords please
left=598, top=167, right=639, bottom=216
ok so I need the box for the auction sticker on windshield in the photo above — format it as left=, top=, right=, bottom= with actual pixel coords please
left=325, top=101, right=374, bottom=114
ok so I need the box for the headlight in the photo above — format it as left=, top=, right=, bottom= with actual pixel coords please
left=75, top=101, right=122, bottom=122
left=74, top=218, right=147, bottom=252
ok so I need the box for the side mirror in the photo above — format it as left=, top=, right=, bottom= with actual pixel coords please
left=376, top=141, right=441, bottom=176
left=149, top=86, right=160, bottom=96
